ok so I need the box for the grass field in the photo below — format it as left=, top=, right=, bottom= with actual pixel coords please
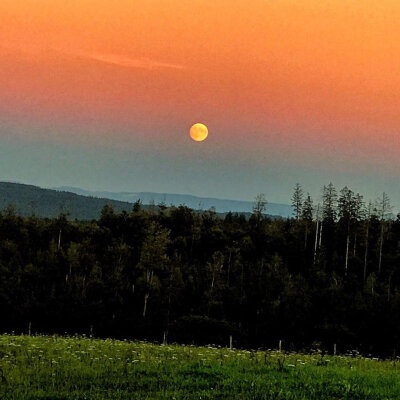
left=1, top=335, right=400, bottom=399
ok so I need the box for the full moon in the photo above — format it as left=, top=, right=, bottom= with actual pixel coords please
left=190, top=123, right=208, bottom=142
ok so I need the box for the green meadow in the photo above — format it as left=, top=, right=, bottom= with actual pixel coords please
left=1, top=334, right=400, bottom=400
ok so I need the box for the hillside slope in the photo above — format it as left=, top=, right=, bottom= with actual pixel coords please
left=0, top=182, right=136, bottom=220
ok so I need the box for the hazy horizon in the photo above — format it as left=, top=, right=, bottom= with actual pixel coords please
left=0, top=137, right=399, bottom=207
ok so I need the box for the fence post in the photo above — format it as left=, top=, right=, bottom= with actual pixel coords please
left=163, top=331, right=167, bottom=345
left=279, top=339, right=282, bottom=352
left=334, top=343, right=337, bottom=356
left=28, top=321, right=31, bottom=336
left=229, top=335, right=233, bottom=350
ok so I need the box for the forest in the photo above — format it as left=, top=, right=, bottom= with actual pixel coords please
left=0, top=183, right=399, bottom=356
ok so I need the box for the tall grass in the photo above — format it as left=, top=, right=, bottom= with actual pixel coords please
left=1, top=334, right=400, bottom=399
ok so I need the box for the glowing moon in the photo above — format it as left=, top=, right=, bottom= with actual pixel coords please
left=190, top=123, right=208, bottom=142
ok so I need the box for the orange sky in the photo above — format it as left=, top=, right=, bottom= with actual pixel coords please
left=2, top=1, right=400, bottom=136
left=1, top=0, right=400, bottom=200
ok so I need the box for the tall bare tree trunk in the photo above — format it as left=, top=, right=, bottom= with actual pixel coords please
left=377, top=192, right=391, bottom=275
left=344, top=219, right=351, bottom=275
left=143, top=293, right=149, bottom=317
left=378, top=223, right=384, bottom=275
left=143, top=269, right=153, bottom=317
left=313, top=220, right=319, bottom=265
left=363, top=223, right=369, bottom=282
left=345, top=232, right=350, bottom=275
left=58, top=229, right=62, bottom=250
left=313, top=205, right=320, bottom=265
left=363, top=203, right=372, bottom=282
left=318, top=221, right=323, bottom=248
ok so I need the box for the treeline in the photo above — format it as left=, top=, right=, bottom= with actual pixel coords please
left=1, top=183, right=400, bottom=356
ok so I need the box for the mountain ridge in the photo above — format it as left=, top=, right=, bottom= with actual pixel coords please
left=0, top=181, right=292, bottom=219
left=53, top=186, right=293, bottom=217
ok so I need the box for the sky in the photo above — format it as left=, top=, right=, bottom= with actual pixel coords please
left=1, top=0, right=400, bottom=205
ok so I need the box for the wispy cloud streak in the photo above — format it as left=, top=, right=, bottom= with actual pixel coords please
left=1, top=44, right=186, bottom=71
left=85, top=53, right=186, bottom=71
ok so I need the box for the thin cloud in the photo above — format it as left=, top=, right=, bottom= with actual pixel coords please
left=85, top=53, right=186, bottom=71
left=0, top=44, right=185, bottom=71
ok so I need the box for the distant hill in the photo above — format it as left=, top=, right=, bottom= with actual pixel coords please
left=0, top=182, right=292, bottom=220
left=55, top=186, right=293, bottom=217
left=0, top=182, right=138, bottom=220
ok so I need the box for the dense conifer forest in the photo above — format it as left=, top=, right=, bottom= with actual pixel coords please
left=1, top=183, right=399, bottom=356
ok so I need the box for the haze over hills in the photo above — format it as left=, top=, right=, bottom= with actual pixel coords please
left=0, top=182, right=138, bottom=220
left=54, top=186, right=293, bottom=217
left=0, top=182, right=292, bottom=220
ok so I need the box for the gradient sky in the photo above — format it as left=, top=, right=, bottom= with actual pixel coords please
left=1, top=0, right=400, bottom=205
